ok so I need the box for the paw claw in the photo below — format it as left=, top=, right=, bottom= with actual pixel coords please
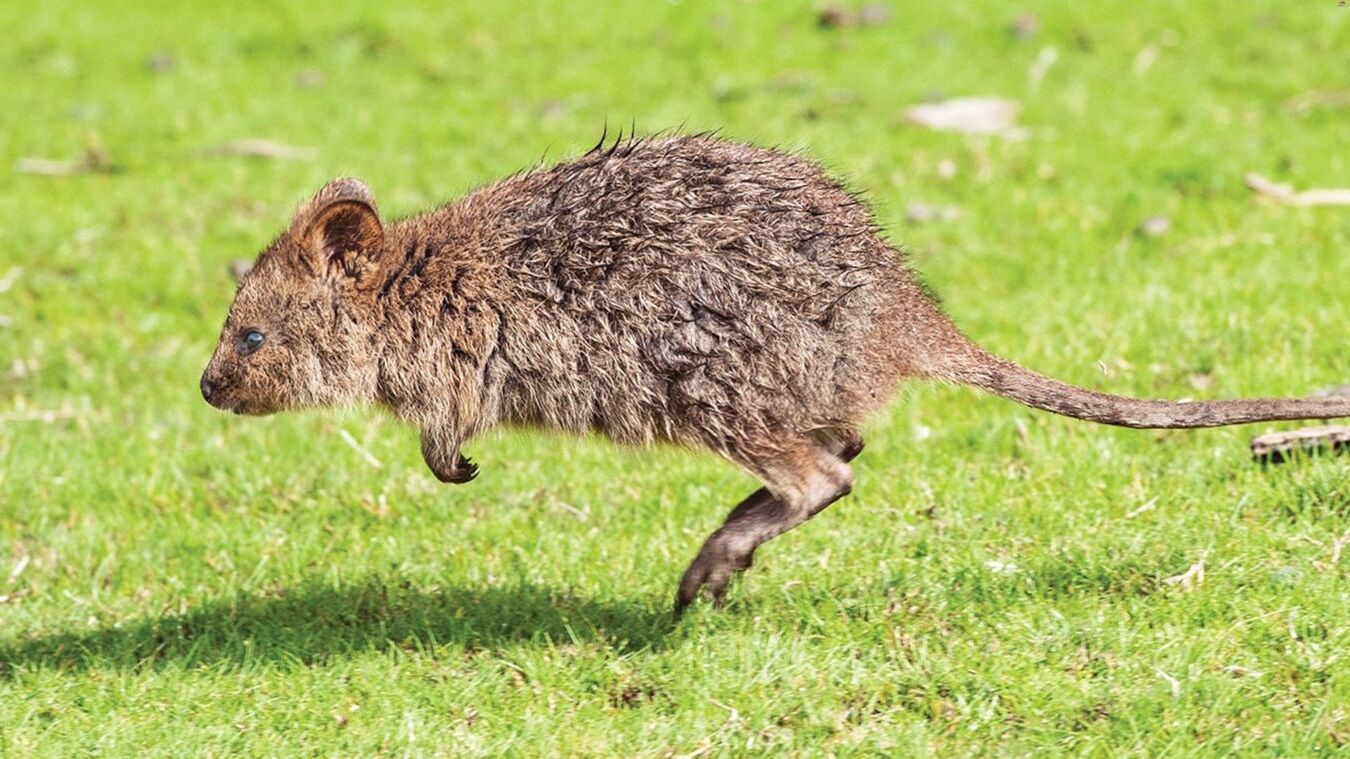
left=456, top=455, right=479, bottom=482
left=430, top=454, right=479, bottom=484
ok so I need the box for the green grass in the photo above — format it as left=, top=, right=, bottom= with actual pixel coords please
left=2, top=0, right=1348, bottom=755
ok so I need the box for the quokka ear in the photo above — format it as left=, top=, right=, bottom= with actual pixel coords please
left=290, top=178, right=384, bottom=281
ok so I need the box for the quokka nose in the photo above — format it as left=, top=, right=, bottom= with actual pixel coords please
left=200, top=374, right=218, bottom=403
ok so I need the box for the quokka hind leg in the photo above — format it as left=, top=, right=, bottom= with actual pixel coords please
left=675, top=433, right=860, bottom=615
left=713, top=430, right=862, bottom=526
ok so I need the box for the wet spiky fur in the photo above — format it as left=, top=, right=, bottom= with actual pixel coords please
left=203, top=134, right=1350, bottom=613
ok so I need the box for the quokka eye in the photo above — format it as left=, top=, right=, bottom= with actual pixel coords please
left=239, top=329, right=265, bottom=355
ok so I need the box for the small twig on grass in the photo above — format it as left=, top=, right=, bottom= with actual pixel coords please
left=1312, top=383, right=1350, bottom=399
left=1285, top=89, right=1350, bottom=113
left=7, top=554, right=30, bottom=584
left=1154, top=668, right=1181, bottom=699
left=1027, top=46, right=1058, bottom=87
left=1132, top=45, right=1159, bottom=74
left=674, top=742, right=712, bottom=759
left=201, top=139, right=317, bottom=161
left=0, top=409, right=84, bottom=423
left=903, top=97, right=1027, bottom=139
left=1245, top=173, right=1350, bottom=207
left=358, top=494, right=390, bottom=519
left=553, top=502, right=589, bottom=522
left=1126, top=497, right=1158, bottom=519
left=15, top=147, right=119, bottom=176
left=1251, top=426, right=1350, bottom=463
left=1163, top=551, right=1206, bottom=591
left=708, top=698, right=742, bottom=727
left=1331, top=530, right=1350, bottom=566
left=0, top=266, right=22, bottom=294
left=338, top=429, right=383, bottom=468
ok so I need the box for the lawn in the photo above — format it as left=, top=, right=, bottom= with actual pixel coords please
left=2, top=0, right=1348, bottom=755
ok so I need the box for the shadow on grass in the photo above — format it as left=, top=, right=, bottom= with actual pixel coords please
left=0, top=577, right=673, bottom=677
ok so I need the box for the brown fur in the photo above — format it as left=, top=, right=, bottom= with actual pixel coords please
left=202, top=134, right=1350, bottom=613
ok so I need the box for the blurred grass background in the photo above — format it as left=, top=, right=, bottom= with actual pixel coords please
left=1, top=0, right=1348, bottom=755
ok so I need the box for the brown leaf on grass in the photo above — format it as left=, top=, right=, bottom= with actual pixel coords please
left=817, top=6, right=852, bottom=28
left=817, top=4, right=892, bottom=29
left=1245, top=173, right=1350, bottom=207
left=202, top=139, right=317, bottom=161
left=15, top=147, right=118, bottom=176
left=904, top=97, right=1026, bottom=139
left=1008, top=13, right=1039, bottom=40
left=146, top=52, right=176, bottom=73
